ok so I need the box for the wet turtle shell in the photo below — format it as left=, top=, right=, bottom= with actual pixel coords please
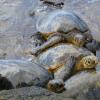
left=0, top=60, right=53, bottom=90
left=36, top=10, right=91, bottom=38
left=37, top=44, right=94, bottom=69
left=36, top=44, right=98, bottom=93
left=37, top=43, right=98, bottom=79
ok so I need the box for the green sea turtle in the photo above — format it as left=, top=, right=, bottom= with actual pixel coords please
left=30, top=9, right=95, bottom=56
left=36, top=44, right=98, bottom=92
left=31, top=30, right=89, bottom=56
left=36, top=10, right=90, bottom=35
left=0, top=60, right=53, bottom=90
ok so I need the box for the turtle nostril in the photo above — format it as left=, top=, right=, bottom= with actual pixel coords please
left=56, top=83, right=59, bottom=86
left=59, top=84, right=64, bottom=87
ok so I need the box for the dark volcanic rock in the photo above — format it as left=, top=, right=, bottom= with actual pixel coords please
left=0, top=86, right=74, bottom=100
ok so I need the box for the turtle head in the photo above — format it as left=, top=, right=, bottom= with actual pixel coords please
left=81, top=55, right=98, bottom=69
left=73, top=34, right=86, bottom=47
left=47, top=79, right=65, bottom=93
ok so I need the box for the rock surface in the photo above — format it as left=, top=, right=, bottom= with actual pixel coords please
left=0, top=0, right=40, bottom=60
left=0, top=86, right=74, bottom=100
left=0, top=60, right=53, bottom=89
left=64, top=69, right=100, bottom=97
left=0, top=86, right=100, bottom=100
left=0, top=0, right=100, bottom=100
left=63, top=0, right=100, bottom=42
left=0, top=0, right=100, bottom=59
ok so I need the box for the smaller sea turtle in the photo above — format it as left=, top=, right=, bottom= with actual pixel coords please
left=31, top=30, right=88, bottom=56
left=29, top=9, right=96, bottom=56
left=36, top=10, right=93, bottom=41
left=37, top=44, right=98, bottom=92
left=36, top=10, right=89, bottom=33
left=0, top=60, right=53, bottom=90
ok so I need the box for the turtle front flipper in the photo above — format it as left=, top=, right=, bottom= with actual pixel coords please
left=54, top=56, right=76, bottom=81
left=47, top=56, right=76, bottom=93
left=31, top=35, right=65, bottom=56
left=47, top=79, right=65, bottom=93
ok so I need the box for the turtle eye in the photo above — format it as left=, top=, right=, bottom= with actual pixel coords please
left=84, top=58, right=91, bottom=65
left=87, top=58, right=91, bottom=64
left=87, top=60, right=91, bottom=64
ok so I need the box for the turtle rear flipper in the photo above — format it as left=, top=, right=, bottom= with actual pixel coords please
left=31, top=35, right=65, bottom=56
left=47, top=79, right=65, bottom=93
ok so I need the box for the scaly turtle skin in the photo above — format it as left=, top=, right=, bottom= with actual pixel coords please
left=0, top=60, right=53, bottom=90
left=36, top=44, right=98, bottom=92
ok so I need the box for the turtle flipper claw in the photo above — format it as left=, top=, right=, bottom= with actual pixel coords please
left=47, top=79, right=65, bottom=93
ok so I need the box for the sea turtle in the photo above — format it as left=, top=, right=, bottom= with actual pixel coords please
left=31, top=30, right=89, bottom=56
left=36, top=44, right=98, bottom=92
left=30, top=9, right=95, bottom=56
left=36, top=10, right=90, bottom=35
left=0, top=60, right=53, bottom=90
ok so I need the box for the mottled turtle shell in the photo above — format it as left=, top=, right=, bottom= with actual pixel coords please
left=0, top=60, right=53, bottom=89
left=36, top=10, right=89, bottom=36
left=37, top=44, right=94, bottom=70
